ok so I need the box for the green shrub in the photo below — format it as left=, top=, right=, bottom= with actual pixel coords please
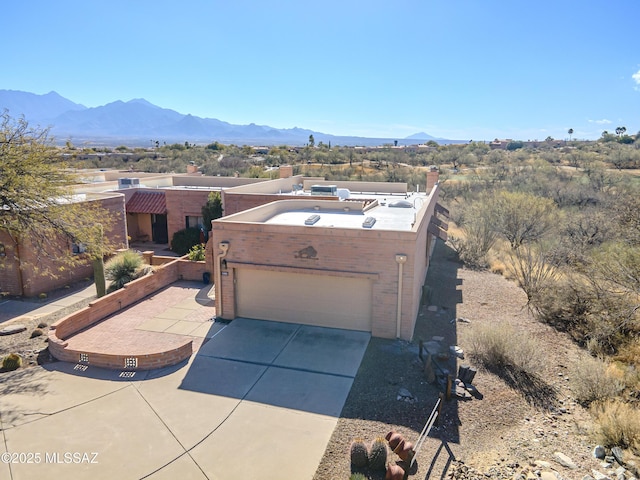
left=2, top=353, right=22, bottom=371
left=187, top=243, right=206, bottom=261
left=105, top=250, right=144, bottom=293
left=171, top=227, right=201, bottom=256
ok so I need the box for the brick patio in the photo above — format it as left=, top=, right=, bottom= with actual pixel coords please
left=62, top=281, right=220, bottom=357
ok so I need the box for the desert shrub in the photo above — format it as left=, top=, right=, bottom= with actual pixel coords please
left=170, top=227, right=201, bottom=256
left=506, top=243, right=559, bottom=309
left=37, top=321, right=48, bottom=329
left=448, top=204, right=497, bottom=269
left=105, top=250, right=144, bottom=293
left=186, top=243, right=206, bottom=261
left=592, top=400, right=640, bottom=453
left=571, top=355, right=623, bottom=406
left=2, top=353, right=22, bottom=371
left=468, top=322, right=542, bottom=375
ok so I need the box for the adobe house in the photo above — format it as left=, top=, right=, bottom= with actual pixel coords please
left=0, top=192, right=128, bottom=297
left=208, top=178, right=447, bottom=341
left=74, top=172, right=269, bottom=245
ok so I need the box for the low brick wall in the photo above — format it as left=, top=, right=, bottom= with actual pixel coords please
left=48, top=256, right=206, bottom=371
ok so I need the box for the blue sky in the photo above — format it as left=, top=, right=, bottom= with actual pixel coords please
left=3, top=1, right=639, bottom=141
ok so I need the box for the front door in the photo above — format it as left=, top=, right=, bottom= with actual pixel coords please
left=151, top=214, right=168, bottom=244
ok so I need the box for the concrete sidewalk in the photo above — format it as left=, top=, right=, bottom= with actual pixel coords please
left=0, top=318, right=370, bottom=480
left=0, top=284, right=96, bottom=325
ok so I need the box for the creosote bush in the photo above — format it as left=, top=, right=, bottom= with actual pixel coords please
left=468, top=322, right=542, bottom=375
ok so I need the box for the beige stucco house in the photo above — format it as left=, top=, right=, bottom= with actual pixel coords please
left=208, top=174, right=447, bottom=341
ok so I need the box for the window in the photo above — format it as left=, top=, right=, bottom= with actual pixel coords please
left=186, top=216, right=204, bottom=229
left=72, top=242, right=87, bottom=255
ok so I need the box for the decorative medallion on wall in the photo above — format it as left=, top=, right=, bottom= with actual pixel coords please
left=294, top=246, right=318, bottom=260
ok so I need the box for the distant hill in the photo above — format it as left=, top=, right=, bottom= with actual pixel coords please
left=0, top=89, right=460, bottom=146
left=405, top=132, right=438, bottom=141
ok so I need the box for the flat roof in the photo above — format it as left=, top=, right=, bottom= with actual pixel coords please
left=264, top=195, right=426, bottom=231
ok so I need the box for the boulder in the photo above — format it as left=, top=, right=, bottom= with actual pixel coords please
left=0, top=324, right=27, bottom=336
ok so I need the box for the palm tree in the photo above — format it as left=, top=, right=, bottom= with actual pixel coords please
left=568, top=128, right=574, bottom=141
left=615, top=126, right=626, bottom=137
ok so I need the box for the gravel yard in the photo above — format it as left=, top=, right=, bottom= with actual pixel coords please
left=313, top=241, right=632, bottom=480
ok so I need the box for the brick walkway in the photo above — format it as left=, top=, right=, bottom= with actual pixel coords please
left=63, top=281, right=220, bottom=356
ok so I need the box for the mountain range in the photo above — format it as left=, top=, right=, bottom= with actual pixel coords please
left=0, top=89, right=455, bottom=147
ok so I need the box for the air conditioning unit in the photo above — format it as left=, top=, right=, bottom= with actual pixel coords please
left=118, top=178, right=140, bottom=189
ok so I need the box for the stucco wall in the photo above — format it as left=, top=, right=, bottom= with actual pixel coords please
left=210, top=184, right=441, bottom=340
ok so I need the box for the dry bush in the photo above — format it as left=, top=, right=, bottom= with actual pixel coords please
left=571, top=355, right=623, bottom=406
left=592, top=400, right=640, bottom=453
left=468, top=322, right=543, bottom=375
left=506, top=243, right=559, bottom=309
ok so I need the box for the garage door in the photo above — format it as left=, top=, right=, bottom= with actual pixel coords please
left=236, top=269, right=372, bottom=331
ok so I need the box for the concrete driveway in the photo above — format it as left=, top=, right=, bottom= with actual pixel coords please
left=0, top=318, right=370, bottom=480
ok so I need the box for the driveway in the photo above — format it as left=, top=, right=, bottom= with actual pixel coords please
left=0, top=318, right=370, bottom=480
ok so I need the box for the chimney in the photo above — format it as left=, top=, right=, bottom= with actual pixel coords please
left=426, top=167, right=439, bottom=192
left=187, top=161, right=199, bottom=174
left=279, top=165, right=293, bottom=178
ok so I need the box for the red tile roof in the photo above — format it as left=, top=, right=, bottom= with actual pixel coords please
left=126, top=191, right=167, bottom=214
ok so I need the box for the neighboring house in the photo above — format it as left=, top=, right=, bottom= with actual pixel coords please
left=208, top=175, right=447, bottom=341
left=0, top=192, right=128, bottom=297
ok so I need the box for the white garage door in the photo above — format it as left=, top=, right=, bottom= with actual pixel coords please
left=236, top=269, right=372, bottom=331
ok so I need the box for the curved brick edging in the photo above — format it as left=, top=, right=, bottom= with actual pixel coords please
left=47, top=330, right=192, bottom=370
left=46, top=256, right=206, bottom=371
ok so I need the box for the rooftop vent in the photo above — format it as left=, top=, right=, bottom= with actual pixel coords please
left=362, top=216, right=376, bottom=228
left=305, top=214, right=321, bottom=225
left=388, top=200, right=413, bottom=208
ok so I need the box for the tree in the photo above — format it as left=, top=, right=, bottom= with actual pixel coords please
left=568, top=128, right=574, bottom=141
left=615, top=126, right=626, bottom=137
left=308, top=134, right=315, bottom=148
left=201, top=191, right=223, bottom=231
left=488, top=191, right=557, bottom=249
left=0, top=112, right=117, bottom=295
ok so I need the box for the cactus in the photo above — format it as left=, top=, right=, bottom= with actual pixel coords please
left=350, top=438, right=368, bottom=468
left=349, top=474, right=367, bottom=480
left=368, top=437, right=388, bottom=471
left=2, top=353, right=22, bottom=371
